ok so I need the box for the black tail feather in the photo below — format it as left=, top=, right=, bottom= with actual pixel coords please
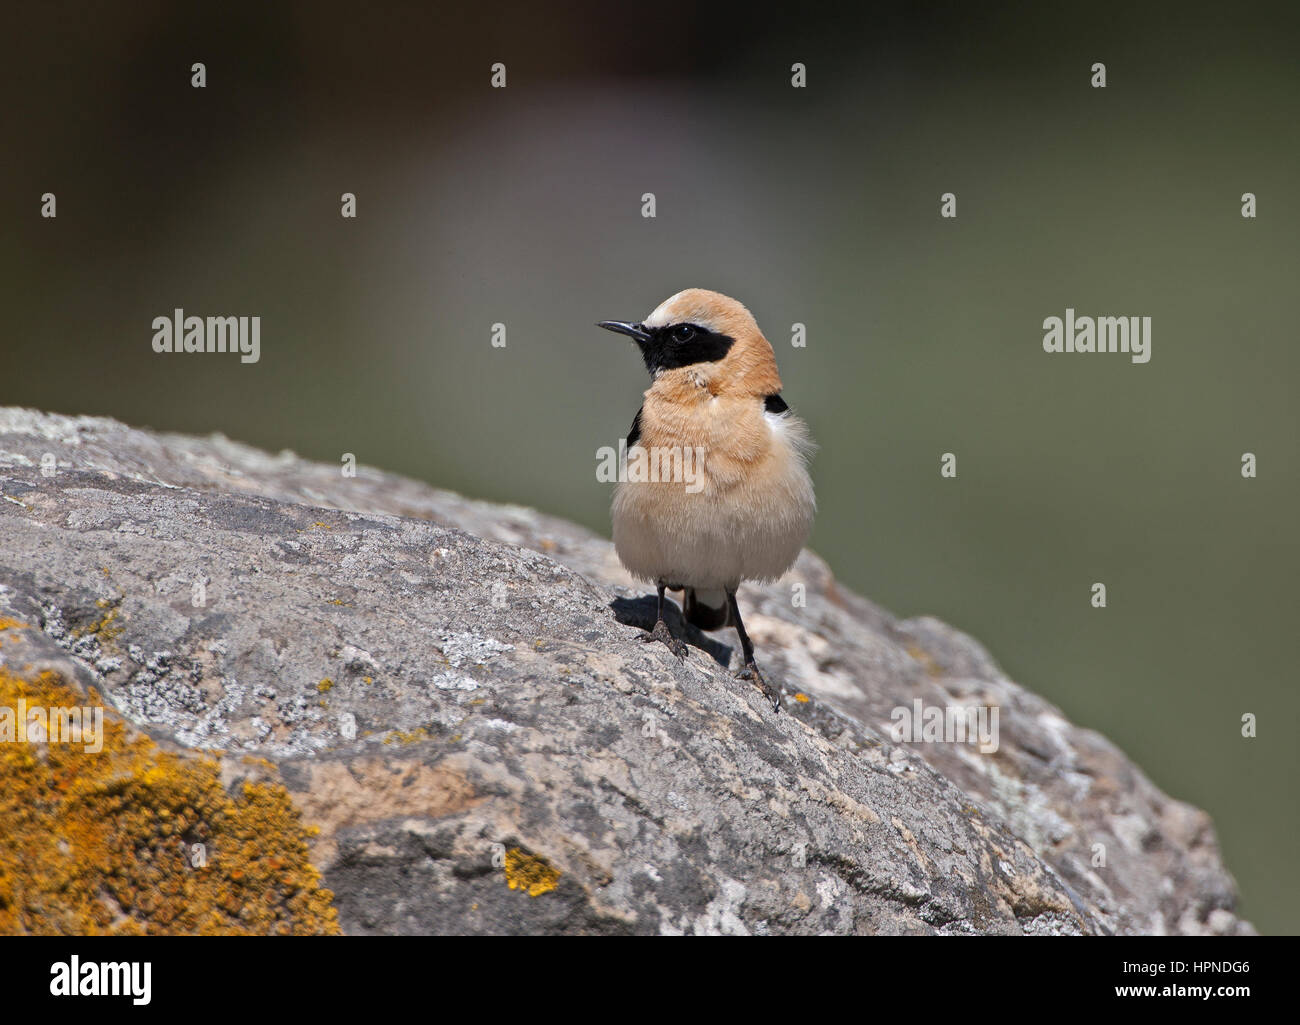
left=683, top=588, right=730, bottom=632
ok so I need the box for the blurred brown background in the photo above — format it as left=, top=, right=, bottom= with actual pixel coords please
left=2, top=1, right=1296, bottom=932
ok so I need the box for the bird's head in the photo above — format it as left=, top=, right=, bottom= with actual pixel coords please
left=598, top=288, right=782, bottom=397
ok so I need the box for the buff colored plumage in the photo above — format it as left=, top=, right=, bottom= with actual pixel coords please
left=598, top=289, right=815, bottom=710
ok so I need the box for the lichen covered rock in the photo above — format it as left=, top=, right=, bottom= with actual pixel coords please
left=0, top=623, right=337, bottom=935
left=0, top=408, right=1252, bottom=935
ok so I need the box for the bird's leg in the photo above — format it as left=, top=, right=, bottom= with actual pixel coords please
left=728, top=590, right=783, bottom=712
left=639, top=582, right=688, bottom=660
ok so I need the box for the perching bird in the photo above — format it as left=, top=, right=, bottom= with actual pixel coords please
left=598, top=288, right=816, bottom=711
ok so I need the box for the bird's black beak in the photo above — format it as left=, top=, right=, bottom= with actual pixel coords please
left=597, top=320, right=653, bottom=344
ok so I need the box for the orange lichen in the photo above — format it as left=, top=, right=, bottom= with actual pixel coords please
left=794, top=693, right=810, bottom=704
left=382, top=727, right=430, bottom=745
left=504, top=847, right=560, bottom=897
left=0, top=663, right=339, bottom=935
left=73, top=600, right=123, bottom=645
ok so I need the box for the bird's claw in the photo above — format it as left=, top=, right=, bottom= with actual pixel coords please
left=641, top=620, right=688, bottom=661
left=739, top=661, right=783, bottom=712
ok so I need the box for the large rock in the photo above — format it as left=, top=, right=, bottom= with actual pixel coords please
left=0, top=408, right=1250, bottom=935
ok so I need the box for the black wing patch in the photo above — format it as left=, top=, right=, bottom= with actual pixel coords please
left=764, top=394, right=789, bottom=415
left=627, top=406, right=643, bottom=447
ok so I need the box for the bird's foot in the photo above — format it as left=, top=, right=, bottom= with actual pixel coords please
left=738, top=660, right=783, bottom=712
left=640, top=619, right=688, bottom=661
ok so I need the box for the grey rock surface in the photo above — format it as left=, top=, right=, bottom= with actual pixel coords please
left=0, top=407, right=1252, bottom=935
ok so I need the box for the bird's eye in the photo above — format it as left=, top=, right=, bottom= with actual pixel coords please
left=672, top=324, right=696, bottom=343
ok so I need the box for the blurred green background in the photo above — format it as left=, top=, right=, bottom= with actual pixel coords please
left=3, top=2, right=1296, bottom=933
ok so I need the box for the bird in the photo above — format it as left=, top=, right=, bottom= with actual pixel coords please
left=598, top=288, right=816, bottom=711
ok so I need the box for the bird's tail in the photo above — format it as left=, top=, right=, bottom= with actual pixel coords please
left=683, top=588, right=730, bottom=632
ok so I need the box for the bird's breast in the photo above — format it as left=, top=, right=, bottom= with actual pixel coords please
left=610, top=394, right=816, bottom=588
left=637, top=392, right=774, bottom=484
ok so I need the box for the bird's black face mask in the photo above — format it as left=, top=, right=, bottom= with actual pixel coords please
left=598, top=320, right=734, bottom=375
